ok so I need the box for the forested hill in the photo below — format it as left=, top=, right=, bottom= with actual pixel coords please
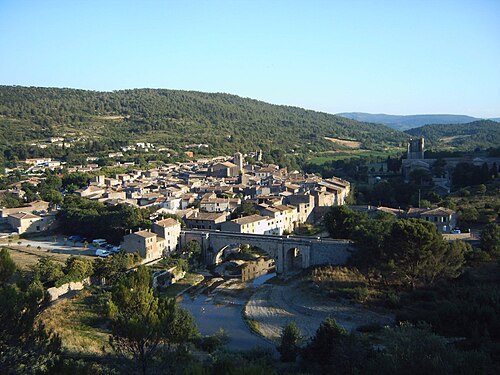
left=336, top=112, right=480, bottom=131
left=405, top=120, right=500, bottom=151
left=0, top=86, right=404, bottom=156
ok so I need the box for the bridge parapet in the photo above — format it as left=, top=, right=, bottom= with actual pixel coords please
left=179, top=230, right=353, bottom=274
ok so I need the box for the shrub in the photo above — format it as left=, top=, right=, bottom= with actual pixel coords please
left=385, top=290, right=401, bottom=308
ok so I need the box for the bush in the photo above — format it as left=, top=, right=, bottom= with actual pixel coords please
left=197, top=329, right=229, bottom=353
left=339, top=286, right=370, bottom=303
left=385, top=290, right=401, bottom=308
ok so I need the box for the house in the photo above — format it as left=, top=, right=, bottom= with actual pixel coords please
left=121, top=230, right=166, bottom=262
left=256, top=204, right=298, bottom=234
left=221, top=214, right=271, bottom=235
left=284, top=193, right=315, bottom=224
left=159, top=197, right=182, bottom=212
left=184, top=211, right=227, bottom=230
left=255, top=167, right=276, bottom=179
left=199, top=193, right=241, bottom=213
left=75, top=185, right=106, bottom=199
left=406, top=207, right=458, bottom=233
left=1, top=200, right=50, bottom=220
left=151, top=218, right=181, bottom=253
left=317, top=177, right=351, bottom=205
left=209, top=162, right=240, bottom=178
left=8, top=211, right=56, bottom=234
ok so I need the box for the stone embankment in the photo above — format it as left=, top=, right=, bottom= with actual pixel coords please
left=47, top=278, right=89, bottom=301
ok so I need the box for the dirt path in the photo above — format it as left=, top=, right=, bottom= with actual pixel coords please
left=245, top=280, right=394, bottom=343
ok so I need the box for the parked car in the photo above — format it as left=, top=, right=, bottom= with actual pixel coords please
left=110, top=246, right=121, bottom=254
left=69, top=235, right=84, bottom=242
left=95, top=249, right=111, bottom=257
left=92, top=239, right=107, bottom=246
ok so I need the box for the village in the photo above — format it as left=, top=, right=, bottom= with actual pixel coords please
left=1, top=141, right=476, bottom=289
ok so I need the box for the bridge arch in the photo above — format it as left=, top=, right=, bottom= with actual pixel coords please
left=214, top=243, right=274, bottom=265
left=179, top=230, right=353, bottom=275
left=283, top=245, right=311, bottom=273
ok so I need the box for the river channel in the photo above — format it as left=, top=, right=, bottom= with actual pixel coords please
left=179, top=273, right=276, bottom=351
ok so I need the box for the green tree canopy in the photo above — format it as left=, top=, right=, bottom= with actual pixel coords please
left=108, top=266, right=199, bottom=375
left=383, top=219, right=465, bottom=289
left=480, top=223, right=500, bottom=257
left=0, top=248, right=16, bottom=284
left=277, top=322, right=302, bottom=362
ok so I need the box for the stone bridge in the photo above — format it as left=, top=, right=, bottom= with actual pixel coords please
left=179, top=230, right=353, bottom=274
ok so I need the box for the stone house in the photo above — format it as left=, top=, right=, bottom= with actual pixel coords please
left=121, top=230, right=166, bottom=262
left=151, top=218, right=181, bottom=254
left=210, top=162, right=240, bottom=178
left=8, top=211, right=56, bottom=234
left=256, top=204, right=298, bottom=234
left=184, top=211, right=227, bottom=230
left=284, top=193, right=315, bottom=224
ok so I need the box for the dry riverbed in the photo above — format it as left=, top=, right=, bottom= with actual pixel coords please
left=245, top=279, right=394, bottom=343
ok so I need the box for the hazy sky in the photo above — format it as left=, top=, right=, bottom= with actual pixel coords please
left=1, top=0, right=499, bottom=117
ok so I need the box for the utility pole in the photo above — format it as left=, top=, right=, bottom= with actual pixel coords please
left=418, top=189, right=421, bottom=208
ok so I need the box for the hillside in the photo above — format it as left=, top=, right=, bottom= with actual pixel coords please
left=336, top=112, right=480, bottom=131
left=405, top=120, right=500, bottom=151
left=0, top=86, right=405, bottom=163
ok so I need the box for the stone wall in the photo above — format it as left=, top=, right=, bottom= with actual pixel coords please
left=309, top=240, right=353, bottom=267
left=47, top=277, right=89, bottom=302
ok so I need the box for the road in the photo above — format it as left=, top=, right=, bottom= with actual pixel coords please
left=1, top=235, right=99, bottom=257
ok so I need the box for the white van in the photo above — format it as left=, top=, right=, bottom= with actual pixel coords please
left=95, top=249, right=111, bottom=257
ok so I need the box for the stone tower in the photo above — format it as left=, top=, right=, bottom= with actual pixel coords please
left=256, top=149, right=262, bottom=162
left=407, top=138, right=425, bottom=160
left=233, top=152, right=243, bottom=174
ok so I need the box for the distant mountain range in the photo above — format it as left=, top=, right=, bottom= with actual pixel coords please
left=336, top=112, right=499, bottom=131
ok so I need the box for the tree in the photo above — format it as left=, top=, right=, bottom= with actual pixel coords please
left=365, top=323, right=498, bottom=375
left=480, top=223, right=500, bottom=257
left=108, top=266, right=199, bottom=374
left=303, top=318, right=347, bottom=365
left=183, top=241, right=202, bottom=267
left=302, top=318, right=368, bottom=374
left=0, top=250, right=62, bottom=373
left=382, top=219, right=465, bottom=289
left=0, top=248, right=16, bottom=284
left=33, top=256, right=64, bottom=286
left=324, top=206, right=367, bottom=239
left=40, top=189, right=63, bottom=208
left=277, top=322, right=301, bottom=362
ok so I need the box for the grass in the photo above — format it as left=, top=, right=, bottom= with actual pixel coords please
left=159, top=272, right=204, bottom=298
left=37, top=289, right=112, bottom=356
left=306, top=147, right=405, bottom=165
left=246, top=319, right=261, bottom=333
left=4, top=246, right=69, bottom=269
left=309, top=266, right=381, bottom=304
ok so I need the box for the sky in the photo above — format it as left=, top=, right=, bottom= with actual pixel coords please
left=1, top=0, right=499, bottom=118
